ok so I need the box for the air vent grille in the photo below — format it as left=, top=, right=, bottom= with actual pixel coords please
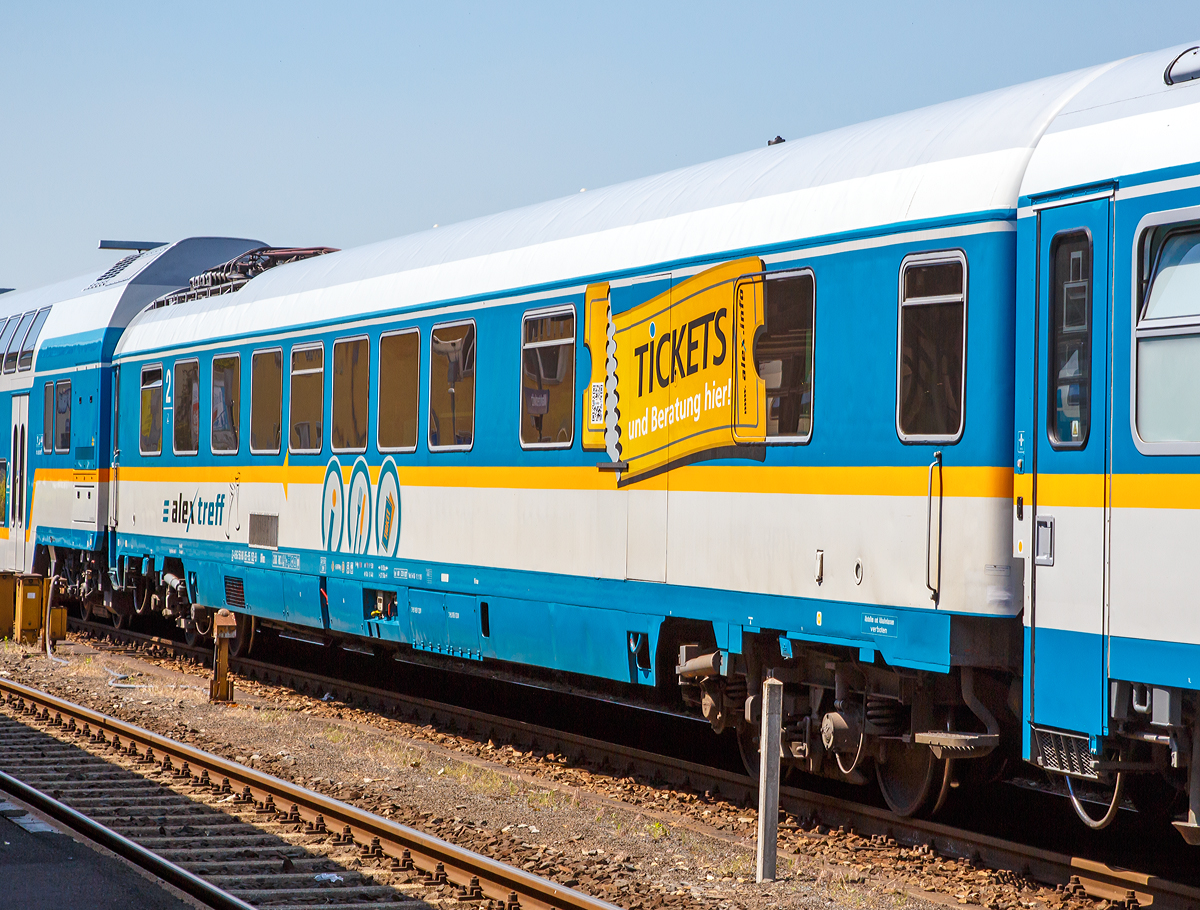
left=249, top=512, right=279, bottom=549
left=85, top=252, right=144, bottom=290
left=1031, top=727, right=1096, bottom=779
left=224, top=576, right=246, bottom=608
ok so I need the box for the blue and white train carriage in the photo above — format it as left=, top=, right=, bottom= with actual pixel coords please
left=18, top=41, right=1200, bottom=832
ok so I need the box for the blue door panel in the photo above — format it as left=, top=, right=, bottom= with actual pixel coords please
left=281, top=573, right=324, bottom=627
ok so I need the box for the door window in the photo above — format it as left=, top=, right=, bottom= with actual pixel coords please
left=250, top=349, right=282, bottom=454
left=332, top=337, right=369, bottom=452
left=1048, top=232, right=1092, bottom=447
left=755, top=271, right=815, bottom=440
left=211, top=355, right=240, bottom=453
left=428, top=321, right=475, bottom=450
left=289, top=345, right=324, bottom=453
left=378, top=330, right=419, bottom=451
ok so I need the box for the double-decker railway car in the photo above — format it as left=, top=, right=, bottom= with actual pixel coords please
left=0, top=237, right=261, bottom=579
left=18, top=40, right=1200, bottom=834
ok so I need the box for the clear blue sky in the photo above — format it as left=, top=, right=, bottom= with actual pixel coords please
left=1, top=2, right=1196, bottom=291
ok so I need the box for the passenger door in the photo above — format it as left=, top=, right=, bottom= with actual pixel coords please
left=10, top=394, right=29, bottom=572
left=1029, top=196, right=1113, bottom=737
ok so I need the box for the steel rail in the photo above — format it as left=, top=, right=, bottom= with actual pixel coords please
left=0, top=677, right=622, bottom=910
left=67, top=620, right=1200, bottom=909
left=0, top=767, right=257, bottom=910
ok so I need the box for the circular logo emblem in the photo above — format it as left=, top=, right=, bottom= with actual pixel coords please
left=346, top=458, right=373, bottom=555
left=375, top=457, right=401, bottom=558
left=321, top=459, right=345, bottom=551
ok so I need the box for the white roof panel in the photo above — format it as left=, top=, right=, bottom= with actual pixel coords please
left=119, top=65, right=1121, bottom=357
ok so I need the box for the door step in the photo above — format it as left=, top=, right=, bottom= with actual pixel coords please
left=914, top=731, right=1000, bottom=759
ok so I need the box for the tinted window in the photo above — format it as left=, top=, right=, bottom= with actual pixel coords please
left=43, top=383, right=53, bottom=453
left=211, top=355, right=240, bottom=453
left=378, top=331, right=420, bottom=450
left=898, top=256, right=966, bottom=440
left=174, top=360, right=200, bottom=454
left=429, top=322, right=475, bottom=450
left=4, top=312, right=34, bottom=373
left=140, top=366, right=163, bottom=455
left=1136, top=230, right=1200, bottom=442
left=520, top=310, right=574, bottom=448
left=55, top=380, right=71, bottom=453
left=332, top=337, right=369, bottom=452
left=290, top=345, right=324, bottom=453
left=18, top=308, right=50, bottom=371
left=1049, top=233, right=1091, bottom=447
left=756, top=272, right=815, bottom=439
left=251, top=349, right=282, bottom=454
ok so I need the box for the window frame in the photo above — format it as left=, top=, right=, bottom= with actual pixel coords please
left=54, top=378, right=71, bottom=454
left=250, top=346, right=284, bottom=456
left=894, top=249, right=969, bottom=445
left=376, top=328, right=421, bottom=454
left=288, top=342, right=325, bottom=455
left=139, top=363, right=164, bottom=457
left=427, top=318, right=477, bottom=453
left=1046, top=229, right=1094, bottom=451
left=754, top=267, right=817, bottom=445
left=209, top=352, right=241, bottom=456
left=518, top=304, right=577, bottom=451
left=1130, top=204, right=1200, bottom=455
left=172, top=358, right=201, bottom=456
left=331, top=334, right=371, bottom=455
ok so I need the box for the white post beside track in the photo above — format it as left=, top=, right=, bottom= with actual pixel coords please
left=756, top=676, right=783, bottom=883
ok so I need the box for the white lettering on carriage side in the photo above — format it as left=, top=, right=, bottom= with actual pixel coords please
left=448, top=612, right=460, bottom=619
left=231, top=549, right=256, bottom=565
left=861, top=612, right=897, bottom=637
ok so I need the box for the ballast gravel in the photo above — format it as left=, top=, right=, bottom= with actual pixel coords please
left=0, top=635, right=1106, bottom=910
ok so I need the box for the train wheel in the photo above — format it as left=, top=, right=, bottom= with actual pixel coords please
left=184, top=610, right=213, bottom=649
left=228, top=613, right=255, bottom=658
left=111, top=609, right=131, bottom=631
left=876, top=740, right=945, bottom=818
left=737, top=723, right=761, bottom=779
left=81, top=599, right=95, bottom=622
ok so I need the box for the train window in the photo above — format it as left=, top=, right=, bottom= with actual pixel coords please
left=520, top=307, right=574, bottom=449
left=896, top=252, right=967, bottom=442
left=378, top=330, right=420, bottom=452
left=3, top=311, right=33, bottom=374
left=250, top=348, right=282, bottom=454
left=1136, top=228, right=1200, bottom=442
left=211, top=355, right=240, bottom=453
left=173, top=360, right=200, bottom=455
left=332, top=337, right=369, bottom=453
left=140, top=365, right=163, bottom=456
left=755, top=271, right=815, bottom=440
left=0, top=318, right=18, bottom=369
left=1048, top=232, right=1092, bottom=447
left=17, top=307, right=50, bottom=371
left=55, top=380, right=71, bottom=454
left=428, top=321, right=475, bottom=451
left=289, top=344, right=324, bottom=453
left=42, top=383, right=53, bottom=454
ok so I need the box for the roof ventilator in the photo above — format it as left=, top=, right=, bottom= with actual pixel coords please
left=1165, top=46, right=1200, bottom=85
left=85, top=252, right=145, bottom=290
left=150, top=246, right=338, bottom=309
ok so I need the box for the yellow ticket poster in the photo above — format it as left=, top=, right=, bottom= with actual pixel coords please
left=607, top=258, right=766, bottom=484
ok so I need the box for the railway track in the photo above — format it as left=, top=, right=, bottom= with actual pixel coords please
left=62, top=619, right=1200, bottom=910
left=0, top=675, right=622, bottom=910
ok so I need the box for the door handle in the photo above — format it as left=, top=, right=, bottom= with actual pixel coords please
left=1035, top=515, right=1055, bottom=566
left=926, top=450, right=943, bottom=602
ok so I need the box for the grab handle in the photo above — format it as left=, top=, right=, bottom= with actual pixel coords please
left=925, top=450, right=943, bottom=602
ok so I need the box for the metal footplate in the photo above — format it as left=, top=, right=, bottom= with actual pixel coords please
left=914, top=731, right=1000, bottom=759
